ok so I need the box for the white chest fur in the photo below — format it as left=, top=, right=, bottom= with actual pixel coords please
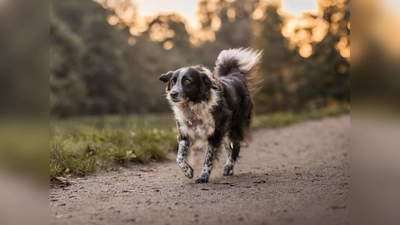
left=173, top=103, right=215, bottom=150
left=170, top=89, right=220, bottom=150
left=173, top=92, right=222, bottom=149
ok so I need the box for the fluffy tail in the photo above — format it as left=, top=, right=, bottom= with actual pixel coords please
left=214, top=48, right=263, bottom=96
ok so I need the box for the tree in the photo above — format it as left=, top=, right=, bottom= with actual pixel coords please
left=254, top=4, right=294, bottom=112
left=80, top=14, right=130, bottom=114
left=52, top=0, right=149, bottom=115
left=196, top=0, right=258, bottom=68
left=50, top=9, right=87, bottom=117
left=253, top=0, right=350, bottom=112
left=292, top=0, right=350, bottom=109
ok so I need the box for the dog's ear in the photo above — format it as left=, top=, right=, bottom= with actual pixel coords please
left=159, top=71, right=173, bottom=83
left=202, top=73, right=218, bottom=90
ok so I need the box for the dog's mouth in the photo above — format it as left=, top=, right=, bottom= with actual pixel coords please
left=171, top=98, right=183, bottom=103
left=168, top=95, right=186, bottom=103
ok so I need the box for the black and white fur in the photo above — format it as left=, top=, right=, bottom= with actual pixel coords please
left=159, top=48, right=262, bottom=183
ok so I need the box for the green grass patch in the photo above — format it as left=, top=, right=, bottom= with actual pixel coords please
left=0, top=119, right=48, bottom=176
left=50, top=106, right=349, bottom=178
left=50, top=114, right=177, bottom=177
left=252, top=104, right=350, bottom=129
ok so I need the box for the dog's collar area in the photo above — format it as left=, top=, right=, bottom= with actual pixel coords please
left=188, top=117, right=196, bottom=126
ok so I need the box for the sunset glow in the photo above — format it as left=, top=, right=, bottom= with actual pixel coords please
left=281, top=0, right=349, bottom=59
left=373, top=1, right=400, bottom=57
left=133, top=0, right=318, bottom=30
left=163, top=40, right=173, bottom=50
left=99, top=0, right=350, bottom=53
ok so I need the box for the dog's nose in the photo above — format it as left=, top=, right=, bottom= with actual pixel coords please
left=170, top=91, right=178, bottom=99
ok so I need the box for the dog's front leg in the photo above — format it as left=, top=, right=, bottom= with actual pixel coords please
left=196, top=145, right=218, bottom=183
left=177, top=137, right=194, bottom=179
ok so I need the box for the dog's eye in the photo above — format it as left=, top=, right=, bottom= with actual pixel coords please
left=184, top=79, right=191, bottom=85
left=170, top=80, right=175, bottom=86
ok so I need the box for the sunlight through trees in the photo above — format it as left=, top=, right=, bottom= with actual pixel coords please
left=50, top=0, right=350, bottom=116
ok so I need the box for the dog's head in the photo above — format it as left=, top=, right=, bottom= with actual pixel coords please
left=159, top=66, right=218, bottom=104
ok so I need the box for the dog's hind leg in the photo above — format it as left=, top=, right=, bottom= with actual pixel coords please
left=177, top=137, right=194, bottom=179
left=223, top=141, right=240, bottom=176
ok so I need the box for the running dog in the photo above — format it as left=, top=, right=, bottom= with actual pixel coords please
left=159, top=48, right=262, bottom=183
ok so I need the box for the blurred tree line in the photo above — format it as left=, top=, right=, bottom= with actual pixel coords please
left=0, top=0, right=48, bottom=116
left=50, top=0, right=349, bottom=117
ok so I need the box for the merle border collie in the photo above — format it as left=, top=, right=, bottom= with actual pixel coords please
left=159, top=48, right=263, bottom=183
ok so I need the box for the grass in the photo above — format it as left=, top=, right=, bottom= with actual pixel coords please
left=50, top=105, right=349, bottom=178
left=0, top=119, right=48, bottom=176
left=50, top=114, right=178, bottom=177
left=252, top=104, right=350, bottom=129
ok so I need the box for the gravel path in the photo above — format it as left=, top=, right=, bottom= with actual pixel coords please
left=50, top=115, right=350, bottom=225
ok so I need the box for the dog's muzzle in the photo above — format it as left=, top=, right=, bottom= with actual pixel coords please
left=169, top=91, right=183, bottom=103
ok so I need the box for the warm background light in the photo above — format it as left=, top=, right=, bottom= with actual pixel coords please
left=163, top=40, right=173, bottom=50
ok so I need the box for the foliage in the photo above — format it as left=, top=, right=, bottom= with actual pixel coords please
left=254, top=0, right=350, bottom=112
left=51, top=0, right=166, bottom=115
left=0, top=0, right=48, bottom=116
left=290, top=0, right=350, bottom=111
left=195, top=0, right=257, bottom=68
left=50, top=9, right=87, bottom=117
left=50, top=0, right=350, bottom=117
left=253, top=4, right=294, bottom=112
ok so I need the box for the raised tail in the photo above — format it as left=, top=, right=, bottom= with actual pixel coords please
left=214, top=48, right=263, bottom=96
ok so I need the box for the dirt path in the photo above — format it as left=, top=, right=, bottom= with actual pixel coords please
left=50, top=115, right=350, bottom=225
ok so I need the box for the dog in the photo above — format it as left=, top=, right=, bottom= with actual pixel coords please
left=159, top=48, right=263, bottom=183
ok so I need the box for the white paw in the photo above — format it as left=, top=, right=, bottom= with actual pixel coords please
left=181, top=164, right=194, bottom=179
left=223, top=164, right=234, bottom=176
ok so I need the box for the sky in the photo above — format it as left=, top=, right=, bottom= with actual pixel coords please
left=134, top=0, right=318, bottom=29
left=281, top=0, right=317, bottom=15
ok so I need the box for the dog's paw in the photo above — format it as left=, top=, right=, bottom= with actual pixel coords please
left=195, top=174, right=209, bottom=183
left=223, top=164, right=234, bottom=176
left=181, top=164, right=194, bottom=179
left=223, top=168, right=234, bottom=176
